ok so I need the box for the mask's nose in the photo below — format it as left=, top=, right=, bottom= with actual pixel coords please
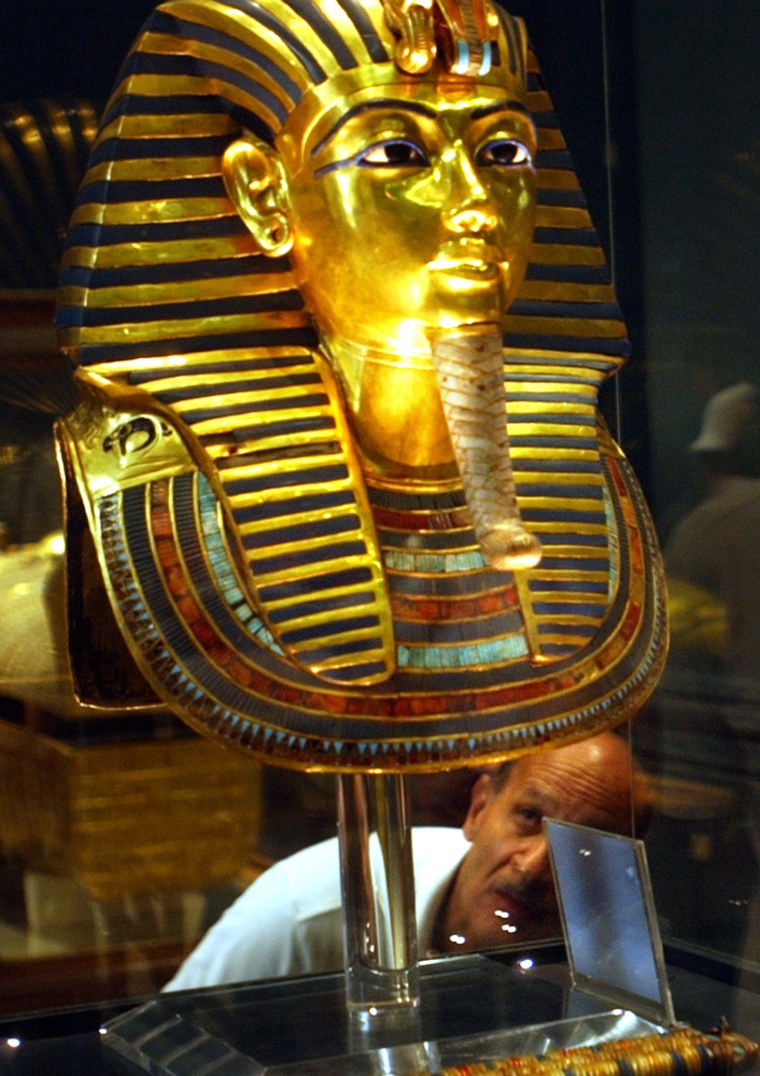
left=446, top=201, right=498, bottom=235
left=441, top=146, right=498, bottom=234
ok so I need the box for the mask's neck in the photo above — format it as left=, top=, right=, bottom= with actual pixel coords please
left=318, top=329, right=459, bottom=480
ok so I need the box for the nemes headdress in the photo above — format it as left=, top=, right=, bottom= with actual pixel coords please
left=55, top=0, right=667, bottom=772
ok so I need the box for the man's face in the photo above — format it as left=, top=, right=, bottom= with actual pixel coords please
left=441, top=735, right=636, bottom=951
left=281, top=81, right=536, bottom=358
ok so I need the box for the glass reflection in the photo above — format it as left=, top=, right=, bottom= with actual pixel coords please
left=164, top=732, right=647, bottom=991
left=0, top=0, right=759, bottom=1025
left=629, top=0, right=760, bottom=980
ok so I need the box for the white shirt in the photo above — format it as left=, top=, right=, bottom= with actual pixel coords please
left=164, top=827, right=470, bottom=990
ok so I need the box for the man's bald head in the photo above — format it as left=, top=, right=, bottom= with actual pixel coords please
left=437, top=732, right=649, bottom=953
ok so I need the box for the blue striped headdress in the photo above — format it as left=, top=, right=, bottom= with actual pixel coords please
left=55, top=0, right=667, bottom=772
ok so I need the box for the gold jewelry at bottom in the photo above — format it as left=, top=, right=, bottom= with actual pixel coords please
left=419, top=1025, right=759, bottom=1076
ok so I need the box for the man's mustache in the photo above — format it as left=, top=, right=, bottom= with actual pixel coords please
left=491, top=876, right=557, bottom=923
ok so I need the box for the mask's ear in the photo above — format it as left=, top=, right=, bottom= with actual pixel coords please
left=222, top=134, right=293, bottom=257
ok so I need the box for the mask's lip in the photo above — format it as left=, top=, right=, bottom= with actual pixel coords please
left=429, top=239, right=503, bottom=274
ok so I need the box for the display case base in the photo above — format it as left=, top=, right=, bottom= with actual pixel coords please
left=101, top=955, right=663, bottom=1075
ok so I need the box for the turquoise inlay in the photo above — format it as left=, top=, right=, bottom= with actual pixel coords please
left=384, top=548, right=487, bottom=573
left=196, top=473, right=283, bottom=654
left=397, top=633, right=528, bottom=669
left=478, top=41, right=492, bottom=76
left=602, top=485, right=619, bottom=598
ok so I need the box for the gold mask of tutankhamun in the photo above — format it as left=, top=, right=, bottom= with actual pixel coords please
left=55, top=0, right=668, bottom=771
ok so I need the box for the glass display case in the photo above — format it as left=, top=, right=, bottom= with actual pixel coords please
left=0, top=0, right=759, bottom=1065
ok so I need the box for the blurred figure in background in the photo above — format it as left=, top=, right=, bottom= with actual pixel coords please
left=662, top=381, right=760, bottom=965
left=665, top=381, right=760, bottom=696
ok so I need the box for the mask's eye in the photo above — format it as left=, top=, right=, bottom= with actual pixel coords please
left=359, top=139, right=428, bottom=167
left=478, top=139, right=532, bottom=167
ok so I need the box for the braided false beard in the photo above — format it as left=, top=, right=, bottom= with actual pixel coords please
left=430, top=327, right=542, bottom=573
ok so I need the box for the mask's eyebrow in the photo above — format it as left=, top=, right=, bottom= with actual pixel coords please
left=311, top=99, right=438, bottom=159
left=471, top=99, right=532, bottom=122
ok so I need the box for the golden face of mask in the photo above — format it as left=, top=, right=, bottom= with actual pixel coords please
left=282, top=82, right=536, bottom=359
left=224, top=77, right=536, bottom=477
